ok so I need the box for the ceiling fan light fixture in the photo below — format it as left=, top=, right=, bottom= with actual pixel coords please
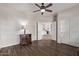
left=34, top=3, right=52, bottom=15
left=41, top=9, right=45, bottom=12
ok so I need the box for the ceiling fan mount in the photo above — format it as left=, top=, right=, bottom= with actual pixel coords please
left=33, top=3, right=53, bottom=15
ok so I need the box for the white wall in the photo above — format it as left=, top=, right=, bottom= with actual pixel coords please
left=0, top=4, right=37, bottom=48
left=0, top=4, right=56, bottom=48
left=52, top=22, right=56, bottom=41
left=58, top=5, right=79, bottom=47
left=0, top=18, right=20, bottom=48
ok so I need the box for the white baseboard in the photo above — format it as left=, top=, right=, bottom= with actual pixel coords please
left=0, top=43, right=19, bottom=49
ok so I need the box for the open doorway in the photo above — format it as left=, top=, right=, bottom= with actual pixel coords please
left=38, top=21, right=52, bottom=40
left=37, top=21, right=56, bottom=46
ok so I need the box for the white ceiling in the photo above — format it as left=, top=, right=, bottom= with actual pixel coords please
left=0, top=3, right=78, bottom=13
left=0, top=3, right=78, bottom=21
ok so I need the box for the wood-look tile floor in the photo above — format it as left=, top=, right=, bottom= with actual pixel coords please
left=0, top=40, right=79, bottom=56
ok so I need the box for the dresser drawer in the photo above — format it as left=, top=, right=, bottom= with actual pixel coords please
left=20, top=34, right=32, bottom=46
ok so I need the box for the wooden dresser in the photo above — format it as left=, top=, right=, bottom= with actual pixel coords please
left=20, top=34, right=32, bottom=46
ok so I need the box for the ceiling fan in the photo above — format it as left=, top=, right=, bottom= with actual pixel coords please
left=33, top=3, right=52, bottom=15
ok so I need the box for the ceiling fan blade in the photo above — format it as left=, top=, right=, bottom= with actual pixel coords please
left=41, top=12, right=43, bottom=15
left=35, top=3, right=41, bottom=8
left=45, top=9, right=52, bottom=12
left=45, top=3, right=52, bottom=8
left=33, top=10, right=40, bottom=12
